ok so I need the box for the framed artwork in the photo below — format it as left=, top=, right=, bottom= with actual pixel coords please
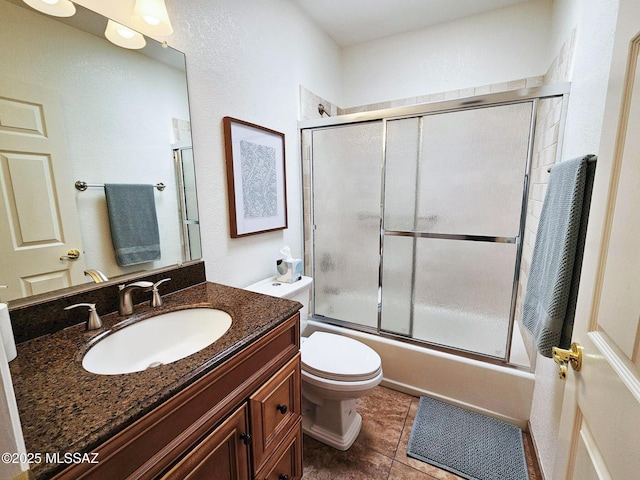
left=223, top=116, right=288, bottom=237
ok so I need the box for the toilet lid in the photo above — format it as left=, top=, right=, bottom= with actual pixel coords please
left=301, top=332, right=382, bottom=382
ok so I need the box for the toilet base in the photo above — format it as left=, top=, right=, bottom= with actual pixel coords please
left=302, top=411, right=362, bottom=451
left=301, top=397, right=362, bottom=451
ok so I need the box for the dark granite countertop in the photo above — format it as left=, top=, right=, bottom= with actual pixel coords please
left=8, top=282, right=301, bottom=479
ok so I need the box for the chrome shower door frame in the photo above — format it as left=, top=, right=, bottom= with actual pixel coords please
left=301, top=84, right=571, bottom=368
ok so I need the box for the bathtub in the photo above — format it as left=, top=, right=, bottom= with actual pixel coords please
left=304, top=319, right=534, bottom=430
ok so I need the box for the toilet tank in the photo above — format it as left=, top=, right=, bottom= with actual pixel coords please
left=244, top=276, right=313, bottom=333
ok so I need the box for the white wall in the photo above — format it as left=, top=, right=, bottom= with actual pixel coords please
left=528, top=1, right=619, bottom=478
left=168, top=0, right=342, bottom=288
left=341, top=0, right=553, bottom=107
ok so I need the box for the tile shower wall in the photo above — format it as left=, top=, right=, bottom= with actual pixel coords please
left=514, top=96, right=565, bottom=369
left=514, top=31, right=576, bottom=368
left=299, top=86, right=339, bottom=121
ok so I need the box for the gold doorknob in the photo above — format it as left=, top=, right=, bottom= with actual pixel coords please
left=552, top=342, right=583, bottom=379
left=60, top=249, right=81, bottom=261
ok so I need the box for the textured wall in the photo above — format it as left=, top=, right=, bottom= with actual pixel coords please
left=165, top=0, right=343, bottom=288
left=341, top=0, right=553, bottom=107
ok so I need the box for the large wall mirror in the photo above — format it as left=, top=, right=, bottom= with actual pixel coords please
left=0, top=0, right=201, bottom=303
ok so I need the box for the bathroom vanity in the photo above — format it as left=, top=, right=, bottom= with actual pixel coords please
left=9, top=281, right=303, bottom=479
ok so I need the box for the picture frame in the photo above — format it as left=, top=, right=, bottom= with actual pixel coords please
left=223, top=116, right=288, bottom=237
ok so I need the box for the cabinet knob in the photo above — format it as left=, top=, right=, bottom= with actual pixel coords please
left=239, top=432, right=251, bottom=445
left=276, top=404, right=288, bottom=414
left=279, top=475, right=289, bottom=480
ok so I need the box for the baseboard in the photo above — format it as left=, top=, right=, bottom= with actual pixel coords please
left=527, top=420, right=547, bottom=480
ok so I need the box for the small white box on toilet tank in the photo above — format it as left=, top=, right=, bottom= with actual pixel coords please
left=244, top=276, right=313, bottom=333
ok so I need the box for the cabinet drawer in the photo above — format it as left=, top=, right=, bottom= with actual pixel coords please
left=250, top=353, right=301, bottom=473
left=254, top=419, right=303, bottom=480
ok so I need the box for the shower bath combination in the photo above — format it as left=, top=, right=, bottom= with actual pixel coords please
left=301, top=84, right=570, bottom=368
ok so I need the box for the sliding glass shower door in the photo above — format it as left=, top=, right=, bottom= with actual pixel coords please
left=308, top=99, right=535, bottom=360
left=312, top=122, right=383, bottom=329
left=382, top=103, right=533, bottom=357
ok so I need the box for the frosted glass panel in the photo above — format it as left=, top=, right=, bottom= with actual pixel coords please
left=417, top=103, right=532, bottom=237
left=384, top=117, right=420, bottom=231
left=312, top=122, right=382, bottom=328
left=412, top=238, right=517, bottom=357
left=381, top=235, right=414, bottom=335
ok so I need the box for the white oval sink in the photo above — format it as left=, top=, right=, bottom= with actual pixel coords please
left=82, top=308, right=232, bottom=375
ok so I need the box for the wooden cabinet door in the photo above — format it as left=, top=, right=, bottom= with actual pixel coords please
left=161, top=404, right=250, bottom=480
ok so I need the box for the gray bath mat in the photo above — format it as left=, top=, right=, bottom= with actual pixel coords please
left=407, top=396, right=529, bottom=480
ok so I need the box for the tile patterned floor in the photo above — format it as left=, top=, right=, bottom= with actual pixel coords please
left=302, top=386, right=542, bottom=480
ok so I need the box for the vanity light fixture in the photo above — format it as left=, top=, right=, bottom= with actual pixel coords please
left=105, top=19, right=146, bottom=50
left=22, top=0, right=75, bottom=17
left=131, top=0, right=173, bottom=36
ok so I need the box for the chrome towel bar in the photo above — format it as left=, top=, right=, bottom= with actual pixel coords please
left=75, top=181, right=166, bottom=191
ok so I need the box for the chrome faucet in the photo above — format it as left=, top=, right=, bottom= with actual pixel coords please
left=84, top=269, right=109, bottom=283
left=118, top=281, right=153, bottom=316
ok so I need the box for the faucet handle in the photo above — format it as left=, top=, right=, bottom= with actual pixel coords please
left=118, top=281, right=153, bottom=291
left=64, top=303, right=103, bottom=331
left=151, top=278, right=171, bottom=307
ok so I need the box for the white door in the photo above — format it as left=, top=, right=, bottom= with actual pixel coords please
left=0, top=78, right=86, bottom=301
left=553, top=2, right=640, bottom=479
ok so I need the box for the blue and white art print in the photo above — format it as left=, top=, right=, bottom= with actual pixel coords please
left=240, top=140, right=278, bottom=219
left=224, top=117, right=288, bottom=237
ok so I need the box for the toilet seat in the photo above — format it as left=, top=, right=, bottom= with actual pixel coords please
left=301, top=332, right=382, bottom=382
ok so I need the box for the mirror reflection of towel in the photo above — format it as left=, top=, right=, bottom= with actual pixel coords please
left=104, top=184, right=161, bottom=266
left=522, top=155, right=596, bottom=357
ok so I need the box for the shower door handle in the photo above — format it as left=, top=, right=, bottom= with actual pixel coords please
left=552, top=342, right=583, bottom=380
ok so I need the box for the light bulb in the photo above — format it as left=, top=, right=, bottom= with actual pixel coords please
left=22, top=0, right=75, bottom=17
left=116, top=27, right=136, bottom=39
left=143, top=15, right=160, bottom=26
left=132, top=0, right=173, bottom=36
left=105, top=20, right=146, bottom=50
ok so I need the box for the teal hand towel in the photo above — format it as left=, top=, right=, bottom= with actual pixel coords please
left=104, top=184, right=161, bottom=266
left=522, top=155, right=596, bottom=357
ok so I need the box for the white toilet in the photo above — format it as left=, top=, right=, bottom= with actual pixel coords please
left=244, top=276, right=383, bottom=451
